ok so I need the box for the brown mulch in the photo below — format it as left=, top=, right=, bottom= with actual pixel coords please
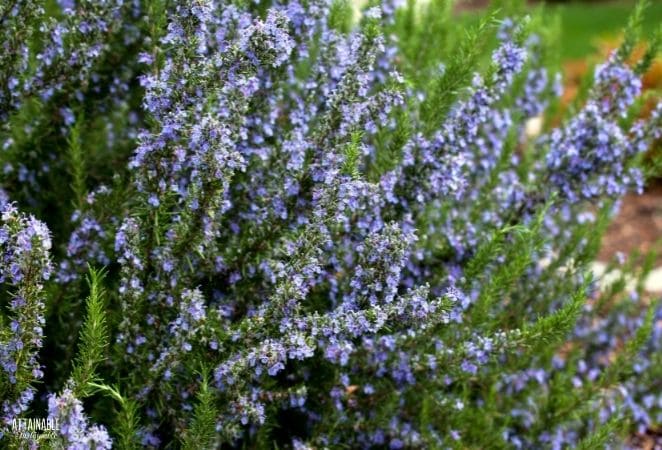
left=598, top=182, right=662, bottom=265
left=454, top=0, right=490, bottom=12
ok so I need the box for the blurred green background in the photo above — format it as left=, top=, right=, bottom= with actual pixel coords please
left=552, top=0, right=662, bottom=59
left=453, top=0, right=662, bottom=59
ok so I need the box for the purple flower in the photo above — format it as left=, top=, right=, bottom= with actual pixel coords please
left=47, top=389, right=112, bottom=449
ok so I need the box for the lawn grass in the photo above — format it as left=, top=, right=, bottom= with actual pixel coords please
left=453, top=0, right=662, bottom=60
left=546, top=0, right=662, bottom=59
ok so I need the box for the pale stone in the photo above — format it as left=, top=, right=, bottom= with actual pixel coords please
left=525, top=116, right=543, bottom=138
left=644, top=266, right=662, bottom=293
left=590, top=261, right=638, bottom=292
left=590, top=261, right=607, bottom=278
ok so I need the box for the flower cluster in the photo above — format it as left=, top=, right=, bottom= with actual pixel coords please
left=543, top=56, right=653, bottom=203
left=0, top=0, right=660, bottom=448
left=0, top=204, right=51, bottom=433
left=47, top=388, right=112, bottom=449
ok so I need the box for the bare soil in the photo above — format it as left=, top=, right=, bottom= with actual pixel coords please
left=598, top=182, right=662, bottom=265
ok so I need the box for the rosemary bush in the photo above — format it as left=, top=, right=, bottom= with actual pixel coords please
left=0, top=0, right=661, bottom=448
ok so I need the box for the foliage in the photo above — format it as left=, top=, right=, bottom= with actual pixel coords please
left=0, top=0, right=660, bottom=448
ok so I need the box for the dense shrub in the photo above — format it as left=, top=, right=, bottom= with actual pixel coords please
left=0, top=0, right=660, bottom=448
